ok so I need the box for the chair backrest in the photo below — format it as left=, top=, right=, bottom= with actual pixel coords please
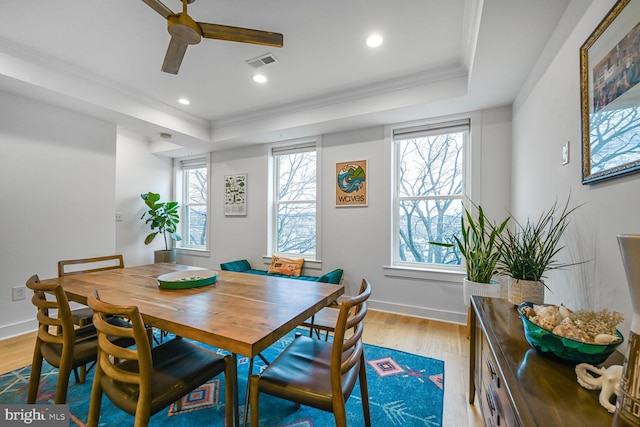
left=88, top=291, right=153, bottom=398
left=58, top=255, right=125, bottom=277
left=331, top=279, right=371, bottom=391
left=26, top=274, right=76, bottom=349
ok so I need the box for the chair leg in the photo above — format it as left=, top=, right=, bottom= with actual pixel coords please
left=146, top=327, right=153, bottom=346
left=78, top=319, right=88, bottom=383
left=359, top=355, right=371, bottom=427
left=55, top=357, right=73, bottom=404
left=133, top=409, right=151, bottom=427
left=87, top=366, right=104, bottom=427
left=308, top=315, right=315, bottom=337
left=27, top=342, right=43, bottom=404
left=249, top=374, right=260, bottom=427
left=333, top=402, right=348, bottom=427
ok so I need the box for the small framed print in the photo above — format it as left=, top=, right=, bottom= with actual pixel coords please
left=224, top=174, right=247, bottom=216
left=335, top=160, right=367, bottom=207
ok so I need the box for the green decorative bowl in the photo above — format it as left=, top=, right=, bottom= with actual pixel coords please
left=157, top=270, right=218, bottom=290
left=517, top=302, right=623, bottom=365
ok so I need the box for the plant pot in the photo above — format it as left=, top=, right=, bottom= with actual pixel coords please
left=154, top=249, right=176, bottom=264
left=507, top=278, right=544, bottom=305
left=463, top=278, right=502, bottom=307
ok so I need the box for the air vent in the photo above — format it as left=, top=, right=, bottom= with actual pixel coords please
left=246, top=53, right=279, bottom=68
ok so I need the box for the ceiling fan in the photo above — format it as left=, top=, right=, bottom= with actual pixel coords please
left=142, top=0, right=284, bottom=74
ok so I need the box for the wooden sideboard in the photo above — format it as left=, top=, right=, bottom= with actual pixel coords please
left=469, top=296, right=621, bottom=426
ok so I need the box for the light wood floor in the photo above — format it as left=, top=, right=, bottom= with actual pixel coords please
left=0, top=310, right=480, bottom=427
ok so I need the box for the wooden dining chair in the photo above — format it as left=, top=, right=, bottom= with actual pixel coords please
left=249, top=279, right=372, bottom=427
left=57, top=255, right=126, bottom=381
left=301, top=269, right=343, bottom=340
left=302, top=305, right=340, bottom=340
left=26, top=274, right=134, bottom=404
left=58, top=254, right=125, bottom=327
left=86, top=291, right=236, bottom=427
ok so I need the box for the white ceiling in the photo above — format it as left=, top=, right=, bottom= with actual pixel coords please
left=0, top=0, right=575, bottom=156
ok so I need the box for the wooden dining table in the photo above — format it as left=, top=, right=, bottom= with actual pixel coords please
left=39, top=263, right=344, bottom=425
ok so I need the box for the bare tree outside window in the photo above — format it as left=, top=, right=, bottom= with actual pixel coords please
left=395, top=129, right=465, bottom=266
left=183, top=166, right=207, bottom=247
left=275, top=150, right=316, bottom=256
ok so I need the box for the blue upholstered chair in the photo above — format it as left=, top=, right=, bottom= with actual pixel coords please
left=220, top=259, right=252, bottom=272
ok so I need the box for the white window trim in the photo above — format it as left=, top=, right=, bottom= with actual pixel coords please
left=174, top=153, right=211, bottom=255
left=383, top=112, right=480, bottom=278
left=266, top=136, right=322, bottom=262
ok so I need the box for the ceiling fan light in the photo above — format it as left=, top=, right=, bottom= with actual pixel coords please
left=366, top=33, right=383, bottom=48
left=178, top=98, right=190, bottom=105
left=253, top=74, right=268, bottom=84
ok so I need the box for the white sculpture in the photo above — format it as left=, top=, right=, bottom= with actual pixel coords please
left=575, top=363, right=623, bottom=413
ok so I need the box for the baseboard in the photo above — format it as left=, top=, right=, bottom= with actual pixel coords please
left=0, top=319, right=37, bottom=341
left=368, top=299, right=466, bottom=325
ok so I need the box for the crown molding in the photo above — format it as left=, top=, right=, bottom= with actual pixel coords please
left=0, top=36, right=207, bottom=129
left=211, top=63, right=468, bottom=130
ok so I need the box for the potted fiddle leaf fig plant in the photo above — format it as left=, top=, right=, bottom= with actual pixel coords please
left=432, top=204, right=510, bottom=307
left=496, top=197, right=579, bottom=305
left=140, top=192, right=182, bottom=263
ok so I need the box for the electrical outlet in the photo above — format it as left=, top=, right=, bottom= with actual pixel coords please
left=12, top=286, right=26, bottom=301
left=115, top=212, right=123, bottom=222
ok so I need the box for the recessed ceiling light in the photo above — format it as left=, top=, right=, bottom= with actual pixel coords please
left=253, top=74, right=268, bottom=83
left=178, top=98, right=190, bottom=105
left=366, top=33, right=383, bottom=48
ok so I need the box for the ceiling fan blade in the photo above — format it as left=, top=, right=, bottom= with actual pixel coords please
left=198, top=23, right=283, bottom=47
left=162, top=37, right=189, bottom=74
left=141, top=0, right=174, bottom=19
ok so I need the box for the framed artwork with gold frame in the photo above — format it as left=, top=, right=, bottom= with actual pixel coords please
left=580, top=0, right=640, bottom=184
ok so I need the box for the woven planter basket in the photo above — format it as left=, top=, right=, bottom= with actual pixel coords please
left=463, top=278, right=502, bottom=307
left=507, top=278, right=544, bottom=305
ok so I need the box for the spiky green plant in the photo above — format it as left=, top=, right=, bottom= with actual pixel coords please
left=432, top=205, right=510, bottom=283
left=140, top=192, right=182, bottom=250
left=497, top=198, right=579, bottom=282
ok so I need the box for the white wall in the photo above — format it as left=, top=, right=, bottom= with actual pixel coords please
left=115, top=129, right=173, bottom=266
left=180, top=106, right=513, bottom=324
left=0, top=91, right=117, bottom=338
left=512, top=0, right=640, bottom=348
left=0, top=90, right=512, bottom=338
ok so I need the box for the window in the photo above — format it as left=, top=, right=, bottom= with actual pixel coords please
left=392, top=119, right=469, bottom=268
left=176, top=156, right=208, bottom=250
left=271, top=142, right=318, bottom=258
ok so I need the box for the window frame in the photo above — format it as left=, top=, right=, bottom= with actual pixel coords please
left=174, top=154, right=210, bottom=256
left=387, top=116, right=473, bottom=276
left=267, top=137, right=322, bottom=262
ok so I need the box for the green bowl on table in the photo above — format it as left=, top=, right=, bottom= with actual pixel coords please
left=517, top=301, right=623, bottom=365
left=157, top=270, right=218, bottom=289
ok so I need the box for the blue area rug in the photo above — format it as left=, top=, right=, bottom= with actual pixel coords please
left=0, top=330, right=444, bottom=426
